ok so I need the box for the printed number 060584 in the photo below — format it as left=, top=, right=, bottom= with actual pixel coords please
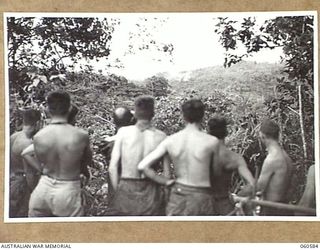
left=300, top=244, right=318, bottom=248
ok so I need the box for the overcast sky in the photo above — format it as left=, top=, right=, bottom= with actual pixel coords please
left=9, top=12, right=303, bottom=81
left=97, top=13, right=285, bottom=80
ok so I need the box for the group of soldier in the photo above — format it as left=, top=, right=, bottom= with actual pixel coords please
left=9, top=90, right=315, bottom=217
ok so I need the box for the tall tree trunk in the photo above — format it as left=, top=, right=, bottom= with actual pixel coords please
left=298, top=83, right=307, bottom=159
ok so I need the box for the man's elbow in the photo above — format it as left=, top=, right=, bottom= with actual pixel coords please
left=137, top=162, right=146, bottom=171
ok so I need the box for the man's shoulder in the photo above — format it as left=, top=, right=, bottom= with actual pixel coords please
left=118, top=125, right=135, bottom=133
left=10, top=131, right=22, bottom=142
left=10, top=131, right=22, bottom=138
left=74, top=126, right=88, bottom=134
left=167, top=130, right=183, bottom=141
left=263, top=154, right=280, bottom=169
left=153, top=128, right=167, bottom=138
left=204, top=133, right=219, bottom=145
left=72, top=126, right=89, bottom=140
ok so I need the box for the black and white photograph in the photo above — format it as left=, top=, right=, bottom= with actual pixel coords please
left=4, top=11, right=318, bottom=222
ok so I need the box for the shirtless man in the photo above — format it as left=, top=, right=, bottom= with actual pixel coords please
left=108, top=96, right=169, bottom=216
left=10, top=109, right=41, bottom=217
left=256, top=119, right=293, bottom=216
left=98, top=107, right=135, bottom=200
left=99, top=107, right=135, bottom=163
left=21, top=105, right=79, bottom=183
left=207, top=115, right=255, bottom=215
left=29, top=91, right=91, bottom=217
left=138, top=99, right=220, bottom=216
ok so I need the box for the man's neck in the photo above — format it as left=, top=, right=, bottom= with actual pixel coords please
left=22, top=125, right=35, bottom=139
left=266, top=140, right=281, bottom=153
left=136, top=119, right=152, bottom=131
left=50, top=115, right=68, bottom=124
left=185, top=122, right=201, bottom=131
left=219, top=138, right=225, bottom=145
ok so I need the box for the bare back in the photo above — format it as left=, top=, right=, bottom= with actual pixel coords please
left=10, top=131, right=33, bottom=175
left=34, top=124, right=90, bottom=180
left=166, top=128, right=219, bottom=187
left=262, top=149, right=293, bottom=202
left=119, top=125, right=166, bottom=178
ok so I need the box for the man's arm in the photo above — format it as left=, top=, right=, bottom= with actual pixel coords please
left=211, top=140, right=221, bottom=176
left=109, top=129, right=123, bottom=191
left=21, top=144, right=43, bottom=172
left=256, top=158, right=275, bottom=195
left=298, top=165, right=315, bottom=209
left=237, top=155, right=255, bottom=186
left=162, top=154, right=171, bottom=179
left=10, top=133, right=18, bottom=146
left=138, top=139, right=173, bottom=186
left=81, top=134, right=92, bottom=180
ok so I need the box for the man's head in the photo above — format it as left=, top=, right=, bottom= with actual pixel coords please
left=134, top=96, right=154, bottom=121
left=22, top=109, right=41, bottom=126
left=207, top=115, right=228, bottom=139
left=259, top=119, right=280, bottom=144
left=47, top=90, right=71, bottom=117
left=181, top=99, right=205, bottom=124
left=22, top=109, right=41, bottom=136
left=113, top=107, right=135, bottom=129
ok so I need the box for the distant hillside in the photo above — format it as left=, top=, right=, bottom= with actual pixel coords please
left=167, top=61, right=285, bottom=100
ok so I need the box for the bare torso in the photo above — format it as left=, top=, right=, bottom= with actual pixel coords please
left=264, top=149, right=293, bottom=202
left=166, top=127, right=219, bottom=187
left=10, top=131, right=33, bottom=175
left=33, top=124, right=90, bottom=180
left=211, top=142, right=254, bottom=195
left=120, top=125, right=166, bottom=178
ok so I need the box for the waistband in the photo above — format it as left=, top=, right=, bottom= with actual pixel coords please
left=120, top=177, right=148, bottom=182
left=172, top=182, right=213, bottom=194
left=41, top=174, right=81, bottom=182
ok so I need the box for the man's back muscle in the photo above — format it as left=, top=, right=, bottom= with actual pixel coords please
left=120, top=125, right=166, bottom=178
left=264, top=150, right=293, bottom=202
left=166, top=129, right=218, bottom=187
left=34, top=124, right=88, bottom=179
left=10, top=132, right=33, bottom=174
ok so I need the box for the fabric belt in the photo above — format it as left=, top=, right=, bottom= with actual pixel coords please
left=120, top=177, right=148, bottom=181
left=172, top=182, right=213, bottom=194
left=42, top=174, right=80, bottom=182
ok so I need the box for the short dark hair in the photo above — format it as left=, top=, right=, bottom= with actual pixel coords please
left=134, top=96, right=154, bottom=120
left=47, top=90, right=71, bottom=116
left=208, top=115, right=228, bottom=139
left=22, top=109, right=41, bottom=126
left=68, top=105, right=79, bottom=124
left=260, top=119, right=279, bottom=140
left=181, top=99, right=205, bottom=123
left=113, top=107, right=134, bottom=128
